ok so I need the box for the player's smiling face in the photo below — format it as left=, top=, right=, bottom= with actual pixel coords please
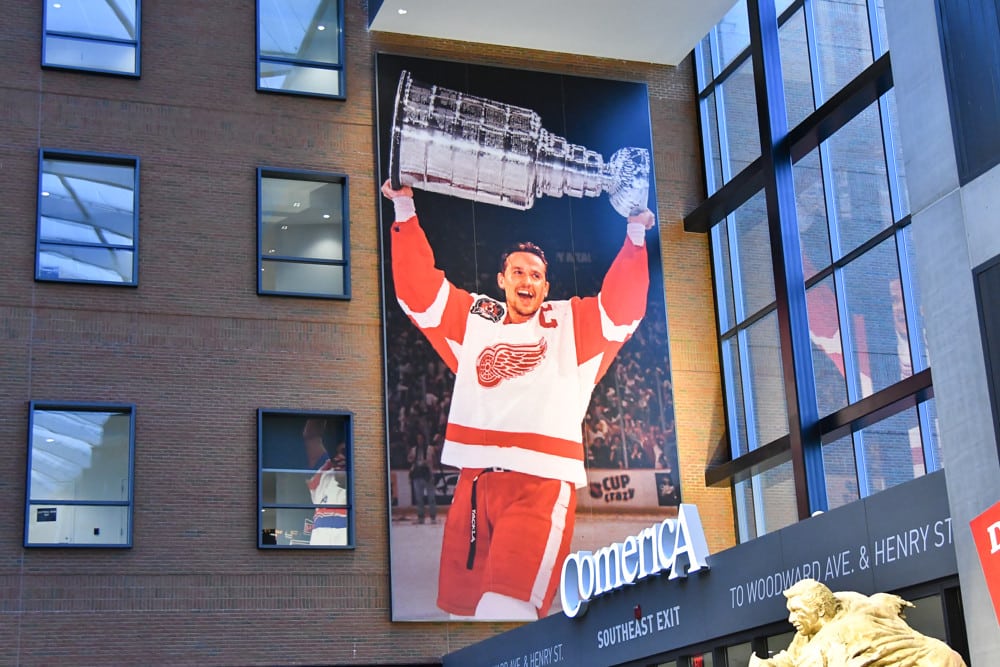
left=498, top=251, right=549, bottom=323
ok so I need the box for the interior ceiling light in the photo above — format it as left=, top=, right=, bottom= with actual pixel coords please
left=398, top=8, right=407, bottom=14
left=41, top=191, right=50, bottom=197
left=53, top=2, right=62, bottom=7
left=280, top=224, right=288, bottom=230
left=322, top=214, right=331, bottom=219
left=292, top=202, right=301, bottom=207
left=317, top=25, right=326, bottom=30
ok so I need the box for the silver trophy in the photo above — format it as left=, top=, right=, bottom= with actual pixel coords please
left=388, top=70, right=650, bottom=217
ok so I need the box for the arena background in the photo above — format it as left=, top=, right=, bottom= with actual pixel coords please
left=374, top=53, right=680, bottom=621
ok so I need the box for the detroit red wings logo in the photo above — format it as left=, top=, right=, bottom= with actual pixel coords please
left=475, top=338, right=548, bottom=387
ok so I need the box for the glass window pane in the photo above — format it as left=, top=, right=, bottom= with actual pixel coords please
left=260, top=173, right=348, bottom=297
left=696, top=35, right=713, bottom=90
left=823, top=434, right=859, bottom=510
left=38, top=245, right=134, bottom=283
left=921, top=398, right=942, bottom=472
left=807, top=277, right=849, bottom=416
left=714, top=0, right=750, bottom=73
left=702, top=93, right=724, bottom=195
left=261, top=261, right=344, bottom=297
left=734, top=191, right=775, bottom=318
left=766, top=631, right=796, bottom=657
left=723, top=337, right=749, bottom=456
left=900, top=226, right=927, bottom=372
left=30, top=409, right=131, bottom=502
left=714, top=220, right=735, bottom=332
left=874, top=0, right=888, bottom=57
left=861, top=407, right=925, bottom=494
left=259, top=0, right=340, bottom=65
left=905, top=594, right=947, bottom=641
left=842, top=239, right=911, bottom=398
left=720, top=58, right=761, bottom=178
left=44, top=36, right=137, bottom=74
left=735, top=478, right=757, bottom=541
left=727, top=641, right=753, bottom=667
left=885, top=90, right=910, bottom=219
left=812, top=0, right=873, bottom=104
left=27, top=504, right=130, bottom=546
left=41, top=159, right=136, bottom=243
left=748, top=312, right=788, bottom=446
left=760, top=460, right=797, bottom=534
left=827, top=102, right=892, bottom=257
left=794, top=149, right=833, bottom=279
left=259, top=412, right=353, bottom=548
left=259, top=62, right=342, bottom=97
left=780, top=7, right=814, bottom=130
left=46, top=0, right=137, bottom=40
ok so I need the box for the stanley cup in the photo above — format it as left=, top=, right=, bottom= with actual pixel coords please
left=388, top=70, right=650, bottom=218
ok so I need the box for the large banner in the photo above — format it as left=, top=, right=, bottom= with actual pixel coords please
left=376, top=53, right=679, bottom=621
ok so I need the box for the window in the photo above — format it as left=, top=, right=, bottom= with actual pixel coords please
left=37, top=150, right=139, bottom=285
left=259, top=410, right=354, bottom=548
left=258, top=168, right=349, bottom=298
left=257, top=0, right=344, bottom=98
left=42, top=0, right=140, bottom=76
left=692, top=0, right=934, bottom=540
left=25, top=403, right=135, bottom=547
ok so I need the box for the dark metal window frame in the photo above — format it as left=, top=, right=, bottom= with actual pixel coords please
left=689, top=1, right=935, bottom=523
left=41, top=0, right=141, bottom=77
left=257, top=408, right=356, bottom=549
left=24, top=401, right=136, bottom=548
left=973, top=253, right=1000, bottom=467
left=256, top=167, right=351, bottom=300
left=36, top=148, right=141, bottom=287
left=255, top=0, right=346, bottom=100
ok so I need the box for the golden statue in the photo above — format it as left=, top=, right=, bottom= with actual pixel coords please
left=748, top=579, right=966, bottom=667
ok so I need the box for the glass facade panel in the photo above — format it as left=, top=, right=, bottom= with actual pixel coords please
left=27, top=405, right=133, bottom=547
left=779, top=8, right=813, bottom=130
left=842, top=238, right=910, bottom=399
left=905, top=595, right=947, bottom=641
left=258, top=411, right=353, bottom=548
left=827, top=103, right=892, bottom=258
left=861, top=407, right=924, bottom=494
left=38, top=245, right=135, bottom=284
left=702, top=92, right=725, bottom=194
left=885, top=90, right=910, bottom=218
left=922, top=398, right=942, bottom=472
left=714, top=221, right=736, bottom=333
left=748, top=313, right=788, bottom=446
left=715, top=0, right=751, bottom=74
left=812, top=0, right=873, bottom=103
left=259, top=62, right=342, bottom=97
left=723, top=337, right=749, bottom=457
left=720, top=58, right=762, bottom=178
left=807, top=277, right=849, bottom=416
left=760, top=460, right=797, bottom=534
left=794, top=149, right=832, bottom=280
left=726, top=641, right=754, bottom=667
left=260, top=261, right=345, bottom=297
left=823, top=434, right=859, bottom=510
left=734, top=191, right=775, bottom=318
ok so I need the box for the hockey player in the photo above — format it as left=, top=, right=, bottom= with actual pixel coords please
left=382, top=179, right=655, bottom=620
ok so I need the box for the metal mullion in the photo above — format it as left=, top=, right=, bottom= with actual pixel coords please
left=878, top=93, right=906, bottom=222
left=700, top=97, right=721, bottom=196
left=749, top=0, right=825, bottom=518
left=803, top=0, right=825, bottom=109
left=866, top=0, right=885, bottom=59
left=896, top=227, right=927, bottom=374
left=852, top=430, right=871, bottom=497
left=263, top=255, right=346, bottom=267
left=738, top=325, right=769, bottom=535
left=711, top=223, right=734, bottom=335
left=45, top=30, right=137, bottom=47
left=261, top=55, right=342, bottom=71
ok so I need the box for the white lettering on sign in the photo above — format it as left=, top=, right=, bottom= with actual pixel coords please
left=595, top=605, right=680, bottom=649
left=559, top=504, right=710, bottom=618
left=988, top=520, right=1000, bottom=555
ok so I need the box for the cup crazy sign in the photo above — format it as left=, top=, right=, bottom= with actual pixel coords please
left=559, top=504, right=710, bottom=617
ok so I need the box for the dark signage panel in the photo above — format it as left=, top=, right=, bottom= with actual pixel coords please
left=444, top=471, right=956, bottom=666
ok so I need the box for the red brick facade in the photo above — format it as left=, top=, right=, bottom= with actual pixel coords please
left=0, top=1, right=731, bottom=664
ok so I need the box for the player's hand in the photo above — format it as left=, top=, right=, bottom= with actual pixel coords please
left=628, top=208, right=656, bottom=230
left=382, top=179, right=413, bottom=200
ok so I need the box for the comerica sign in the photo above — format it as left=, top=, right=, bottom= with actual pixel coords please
left=559, top=504, right=711, bottom=618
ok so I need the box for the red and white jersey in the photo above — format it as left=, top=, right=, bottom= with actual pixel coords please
left=391, top=215, right=648, bottom=488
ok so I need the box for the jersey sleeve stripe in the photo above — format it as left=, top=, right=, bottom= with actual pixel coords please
left=598, top=293, right=641, bottom=342
left=397, top=276, right=449, bottom=329
left=445, top=423, right=583, bottom=460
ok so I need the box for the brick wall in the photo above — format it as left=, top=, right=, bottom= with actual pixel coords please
left=0, top=0, right=731, bottom=664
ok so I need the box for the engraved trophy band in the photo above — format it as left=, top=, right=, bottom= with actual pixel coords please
left=389, top=70, right=650, bottom=217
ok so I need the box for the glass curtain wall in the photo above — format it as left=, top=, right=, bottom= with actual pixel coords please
left=694, top=0, right=937, bottom=541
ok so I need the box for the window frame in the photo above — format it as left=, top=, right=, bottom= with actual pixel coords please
left=41, top=0, right=141, bottom=77
left=257, top=409, right=355, bottom=549
left=257, top=167, right=351, bottom=299
left=25, top=401, right=136, bottom=548
left=255, top=0, right=346, bottom=100
left=36, top=148, right=141, bottom=286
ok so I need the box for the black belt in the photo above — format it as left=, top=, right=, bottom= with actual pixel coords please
left=466, top=467, right=509, bottom=569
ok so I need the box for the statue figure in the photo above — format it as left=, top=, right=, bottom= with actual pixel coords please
left=749, top=579, right=966, bottom=667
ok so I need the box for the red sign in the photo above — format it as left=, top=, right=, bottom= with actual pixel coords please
left=970, top=499, right=1000, bottom=626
